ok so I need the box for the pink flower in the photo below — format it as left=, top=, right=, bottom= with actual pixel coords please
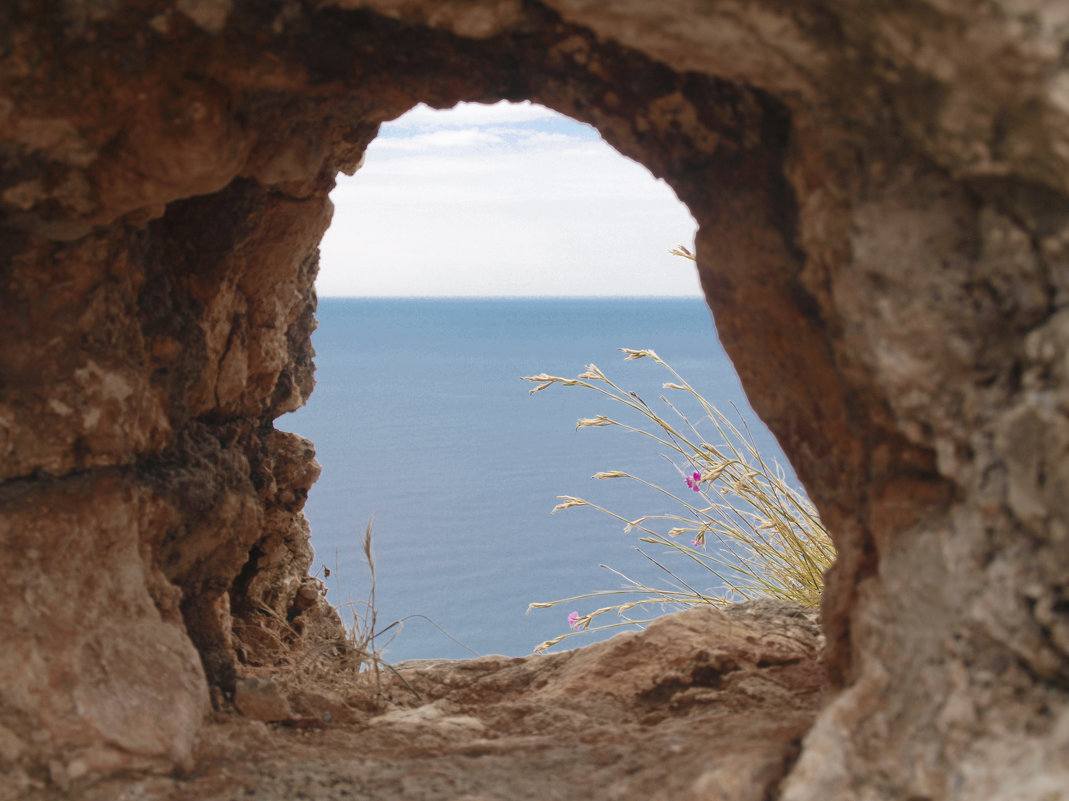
left=568, top=611, right=581, bottom=630
left=685, top=471, right=702, bottom=492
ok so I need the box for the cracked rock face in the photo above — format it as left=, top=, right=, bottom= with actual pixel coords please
left=1, top=1, right=1067, bottom=799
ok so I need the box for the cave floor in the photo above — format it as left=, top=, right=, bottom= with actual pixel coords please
left=29, top=604, right=826, bottom=801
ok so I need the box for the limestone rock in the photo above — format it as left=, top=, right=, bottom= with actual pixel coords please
left=0, top=473, right=209, bottom=778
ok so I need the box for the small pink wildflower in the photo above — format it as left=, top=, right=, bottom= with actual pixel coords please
left=685, top=471, right=702, bottom=492
left=568, top=611, right=581, bottom=630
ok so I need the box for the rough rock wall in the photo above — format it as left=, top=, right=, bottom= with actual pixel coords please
left=1, top=1, right=1067, bottom=798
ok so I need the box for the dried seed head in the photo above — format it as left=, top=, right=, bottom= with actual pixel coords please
left=552, top=496, right=589, bottom=513
left=523, top=373, right=580, bottom=394
left=522, top=373, right=560, bottom=394
left=534, top=636, right=566, bottom=654
left=577, top=416, right=613, bottom=428
left=704, top=464, right=727, bottom=481
left=593, top=471, right=628, bottom=480
left=582, top=364, right=606, bottom=381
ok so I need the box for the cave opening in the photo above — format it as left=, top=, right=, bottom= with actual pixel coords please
left=278, top=100, right=800, bottom=662
left=8, top=5, right=1066, bottom=795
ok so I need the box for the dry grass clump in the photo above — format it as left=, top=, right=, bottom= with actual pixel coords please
left=323, top=518, right=387, bottom=682
left=310, top=519, right=430, bottom=701
left=231, top=519, right=409, bottom=709
left=524, top=348, right=834, bottom=652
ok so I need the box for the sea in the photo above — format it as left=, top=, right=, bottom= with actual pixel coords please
left=278, top=297, right=794, bottom=662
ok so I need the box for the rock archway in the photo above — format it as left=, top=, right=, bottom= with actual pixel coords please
left=2, top=1, right=1067, bottom=798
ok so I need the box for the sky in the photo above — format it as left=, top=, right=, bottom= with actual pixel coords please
left=317, top=100, right=700, bottom=297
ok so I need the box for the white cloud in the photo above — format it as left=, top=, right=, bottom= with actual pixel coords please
left=318, top=102, right=699, bottom=297
left=372, top=127, right=507, bottom=151
left=520, top=130, right=587, bottom=148
left=383, top=100, right=573, bottom=131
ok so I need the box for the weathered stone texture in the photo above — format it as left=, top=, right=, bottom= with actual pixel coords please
left=1, top=0, right=1067, bottom=798
left=34, top=602, right=827, bottom=801
left=0, top=473, right=208, bottom=793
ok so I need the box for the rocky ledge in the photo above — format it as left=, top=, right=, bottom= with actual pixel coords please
left=20, top=602, right=824, bottom=801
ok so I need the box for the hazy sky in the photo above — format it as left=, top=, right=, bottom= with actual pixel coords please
left=317, top=101, right=700, bottom=297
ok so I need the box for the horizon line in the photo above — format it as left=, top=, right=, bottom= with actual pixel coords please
left=315, top=294, right=706, bottom=300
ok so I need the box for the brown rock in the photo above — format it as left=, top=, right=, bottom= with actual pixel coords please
left=233, top=677, right=295, bottom=723
left=1, top=1, right=1068, bottom=798
left=0, top=473, right=209, bottom=776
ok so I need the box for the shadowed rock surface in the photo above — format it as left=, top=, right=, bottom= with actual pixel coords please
left=1, top=1, right=1067, bottom=798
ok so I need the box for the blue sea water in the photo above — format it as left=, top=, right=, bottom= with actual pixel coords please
left=279, top=297, right=793, bottom=662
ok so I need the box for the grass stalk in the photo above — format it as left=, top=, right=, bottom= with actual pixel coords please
left=523, top=348, right=834, bottom=651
